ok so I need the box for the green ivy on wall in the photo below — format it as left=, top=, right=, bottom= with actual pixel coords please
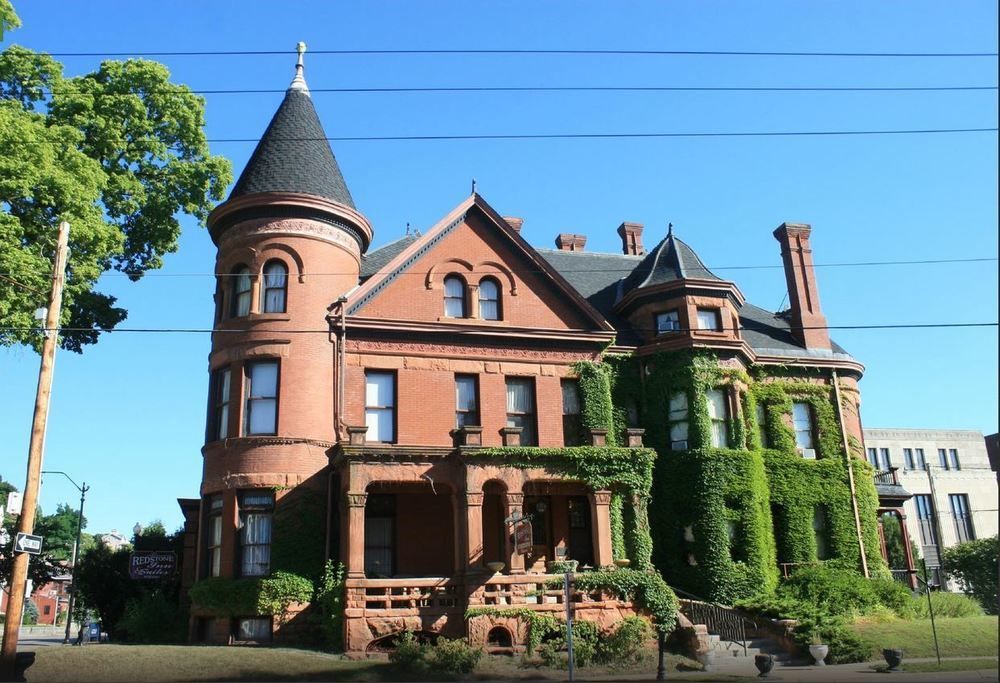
left=270, top=486, right=327, bottom=582
left=188, top=571, right=313, bottom=619
left=470, top=446, right=656, bottom=569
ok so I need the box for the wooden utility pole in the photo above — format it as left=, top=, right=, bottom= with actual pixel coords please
left=1, top=221, right=70, bottom=677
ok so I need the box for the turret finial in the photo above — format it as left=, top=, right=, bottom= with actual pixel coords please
left=289, top=41, right=310, bottom=94
left=667, top=222, right=674, bottom=238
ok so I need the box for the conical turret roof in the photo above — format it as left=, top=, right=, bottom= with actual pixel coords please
left=229, top=50, right=355, bottom=208
left=622, top=230, right=721, bottom=294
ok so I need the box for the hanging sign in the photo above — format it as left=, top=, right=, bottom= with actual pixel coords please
left=129, top=551, right=177, bottom=579
left=514, top=520, right=533, bottom=555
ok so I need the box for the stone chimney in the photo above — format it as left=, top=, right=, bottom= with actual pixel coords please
left=503, top=216, right=524, bottom=233
left=617, top=222, right=644, bottom=256
left=773, top=223, right=831, bottom=350
left=555, top=233, right=587, bottom=251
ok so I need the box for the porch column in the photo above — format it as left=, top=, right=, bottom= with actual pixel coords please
left=505, top=492, right=525, bottom=574
left=898, top=510, right=918, bottom=591
left=591, top=490, right=614, bottom=568
left=464, top=492, right=484, bottom=573
left=345, top=492, right=367, bottom=578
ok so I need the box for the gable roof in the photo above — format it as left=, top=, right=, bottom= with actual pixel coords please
left=229, top=88, right=356, bottom=209
left=361, top=234, right=419, bottom=282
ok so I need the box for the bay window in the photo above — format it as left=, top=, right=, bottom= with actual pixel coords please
left=244, top=361, right=278, bottom=435
left=239, top=491, right=273, bottom=577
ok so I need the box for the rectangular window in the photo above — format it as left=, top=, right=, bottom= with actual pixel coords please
left=365, top=371, right=396, bottom=443
left=209, top=367, right=231, bottom=441
left=655, top=310, right=681, bottom=334
left=696, top=308, right=722, bottom=331
left=755, top=403, right=768, bottom=448
left=239, top=491, right=273, bottom=577
left=506, top=377, right=537, bottom=446
left=949, top=494, right=974, bottom=542
left=792, top=402, right=815, bottom=455
left=243, top=361, right=278, bottom=436
left=938, top=448, right=949, bottom=470
left=365, top=495, right=395, bottom=577
left=706, top=389, right=729, bottom=448
left=903, top=448, right=915, bottom=470
left=867, top=448, right=879, bottom=467
left=813, top=506, right=829, bottom=560
left=668, top=392, right=689, bottom=450
left=948, top=449, right=961, bottom=471
left=914, top=494, right=937, bottom=546
left=455, top=375, right=479, bottom=429
left=879, top=448, right=892, bottom=470
left=561, top=379, right=585, bottom=446
left=206, top=495, right=223, bottom=578
left=915, top=448, right=926, bottom=469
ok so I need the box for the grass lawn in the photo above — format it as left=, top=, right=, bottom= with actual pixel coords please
left=21, top=644, right=699, bottom=682
left=871, top=659, right=999, bottom=674
left=850, top=616, right=999, bottom=659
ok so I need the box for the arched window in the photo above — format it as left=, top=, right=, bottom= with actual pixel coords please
left=443, top=275, right=466, bottom=318
left=478, top=277, right=500, bottom=320
left=231, top=265, right=252, bottom=317
left=261, top=261, right=288, bottom=313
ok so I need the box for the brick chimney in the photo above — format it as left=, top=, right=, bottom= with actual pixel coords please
left=617, top=222, right=644, bottom=256
left=555, top=233, right=587, bottom=251
left=503, top=216, right=524, bottom=233
left=773, top=223, right=831, bottom=350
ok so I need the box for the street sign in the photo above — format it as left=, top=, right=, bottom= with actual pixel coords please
left=7, top=490, right=23, bottom=515
left=15, top=532, right=43, bottom=554
left=514, top=520, right=533, bottom=555
left=129, top=551, right=177, bottom=579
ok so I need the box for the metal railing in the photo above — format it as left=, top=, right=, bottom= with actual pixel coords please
left=874, top=468, right=901, bottom=487
left=673, top=586, right=758, bottom=656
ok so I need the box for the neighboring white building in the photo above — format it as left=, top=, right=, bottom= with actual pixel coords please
left=864, top=428, right=998, bottom=588
left=95, top=529, right=129, bottom=551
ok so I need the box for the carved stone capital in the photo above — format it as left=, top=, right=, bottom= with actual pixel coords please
left=346, top=492, right=368, bottom=508
left=592, top=490, right=613, bottom=506
left=505, top=492, right=525, bottom=507
left=347, top=425, right=368, bottom=446
left=465, top=492, right=484, bottom=507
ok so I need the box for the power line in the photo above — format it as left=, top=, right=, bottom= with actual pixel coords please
left=37, top=85, right=1000, bottom=96
left=41, top=48, right=1000, bottom=58
left=5, top=127, right=995, bottom=146
left=1, top=322, right=996, bottom=335
left=3, top=256, right=996, bottom=281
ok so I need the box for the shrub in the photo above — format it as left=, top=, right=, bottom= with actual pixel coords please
left=779, top=565, right=882, bottom=617
left=22, top=600, right=38, bottom=625
left=116, top=591, right=187, bottom=643
left=314, top=561, right=345, bottom=650
left=942, top=536, right=999, bottom=615
left=388, top=631, right=428, bottom=672
left=868, top=579, right=913, bottom=616
left=793, top=615, right=873, bottom=664
left=428, top=636, right=483, bottom=674
left=909, top=591, right=985, bottom=619
left=597, top=615, right=652, bottom=666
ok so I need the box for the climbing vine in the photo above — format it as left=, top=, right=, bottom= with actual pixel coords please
left=188, top=571, right=313, bottom=621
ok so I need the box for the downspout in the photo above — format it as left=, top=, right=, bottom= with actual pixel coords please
left=328, top=297, right=349, bottom=443
left=832, top=369, right=870, bottom=578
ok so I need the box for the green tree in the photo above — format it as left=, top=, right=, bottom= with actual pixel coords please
left=0, top=2, right=231, bottom=352
left=1, top=492, right=87, bottom=588
left=942, top=535, right=999, bottom=615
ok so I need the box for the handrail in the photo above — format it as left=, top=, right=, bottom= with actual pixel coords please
left=672, top=586, right=758, bottom=657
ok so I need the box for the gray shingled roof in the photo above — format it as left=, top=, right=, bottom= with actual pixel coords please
left=230, top=89, right=356, bottom=208
left=622, top=234, right=722, bottom=293
left=361, top=235, right=419, bottom=282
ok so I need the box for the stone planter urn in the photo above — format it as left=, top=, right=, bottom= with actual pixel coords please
left=882, top=648, right=903, bottom=672
left=808, top=643, right=828, bottom=666
left=754, top=654, right=775, bottom=678
left=614, top=558, right=631, bottom=568
left=486, top=561, right=505, bottom=573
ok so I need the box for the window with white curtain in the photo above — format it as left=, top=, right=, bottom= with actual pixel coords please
left=655, top=310, right=680, bottom=334
left=792, top=402, right=814, bottom=451
left=239, top=491, right=273, bottom=577
left=478, top=278, right=500, bottom=320
left=244, top=361, right=278, bottom=435
left=443, top=275, right=466, bottom=317
left=505, top=377, right=537, bottom=446
left=261, top=260, right=287, bottom=313
left=696, top=308, right=722, bottom=331
left=668, top=392, right=689, bottom=450
left=231, top=265, right=252, bottom=317
left=707, top=389, right=729, bottom=448
left=365, top=371, right=396, bottom=442
left=206, top=495, right=223, bottom=578
left=455, top=375, right=479, bottom=428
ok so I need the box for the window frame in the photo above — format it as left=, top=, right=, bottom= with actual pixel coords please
left=455, top=374, right=480, bottom=429
left=949, top=493, right=974, bottom=542
left=879, top=448, right=892, bottom=470
left=668, top=391, right=689, bottom=450
left=560, top=379, right=585, bottom=446
left=903, top=448, right=915, bottom=470
left=755, top=403, right=769, bottom=448
left=204, top=495, right=223, bottom=578
left=938, top=448, right=950, bottom=470
left=478, top=277, right=501, bottom=320
left=696, top=307, right=722, bottom=331
left=231, top=264, right=252, bottom=318
left=792, top=401, right=815, bottom=455
left=208, top=366, right=232, bottom=442
left=914, top=494, right=937, bottom=546
left=365, top=370, right=397, bottom=443
left=505, top=376, right=538, bottom=446
left=260, top=260, right=288, bottom=314
left=915, top=448, right=927, bottom=469
left=243, top=360, right=279, bottom=436
left=443, top=274, right=467, bottom=318
left=238, top=490, right=274, bottom=578
left=948, top=449, right=961, bottom=471
left=706, top=388, right=730, bottom=448
left=655, top=309, right=681, bottom=335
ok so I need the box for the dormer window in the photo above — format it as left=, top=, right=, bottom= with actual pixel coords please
left=231, top=265, right=252, bottom=317
left=261, top=261, right=288, bottom=313
left=443, top=275, right=467, bottom=318
left=697, top=308, right=722, bottom=331
left=655, top=310, right=680, bottom=334
left=478, top=277, right=501, bottom=320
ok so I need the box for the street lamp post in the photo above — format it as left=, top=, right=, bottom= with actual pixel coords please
left=41, top=471, right=88, bottom=645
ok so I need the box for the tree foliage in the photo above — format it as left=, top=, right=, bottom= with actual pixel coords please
left=942, top=535, right=999, bottom=615
left=0, top=6, right=231, bottom=351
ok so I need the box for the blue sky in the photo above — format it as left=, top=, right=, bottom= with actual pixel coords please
left=1, top=1, right=996, bottom=536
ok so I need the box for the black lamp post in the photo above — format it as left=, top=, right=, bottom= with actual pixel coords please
left=41, top=471, right=88, bottom=645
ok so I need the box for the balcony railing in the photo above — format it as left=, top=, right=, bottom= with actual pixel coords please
left=349, top=577, right=462, bottom=613
left=874, top=468, right=901, bottom=487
